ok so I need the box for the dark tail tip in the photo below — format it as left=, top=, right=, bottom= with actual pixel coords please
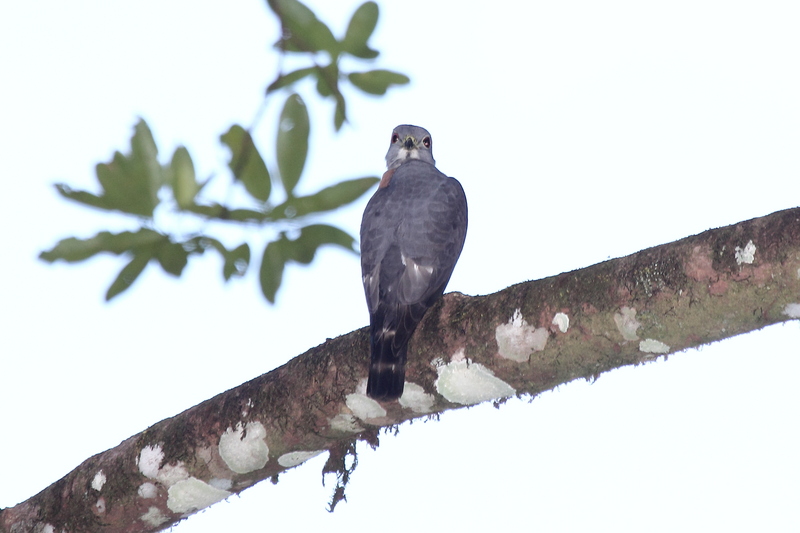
left=367, top=364, right=405, bottom=401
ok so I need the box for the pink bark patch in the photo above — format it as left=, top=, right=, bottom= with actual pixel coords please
left=708, top=280, right=729, bottom=295
left=685, top=245, right=716, bottom=281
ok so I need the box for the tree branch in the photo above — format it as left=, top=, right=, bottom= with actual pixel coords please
left=4, top=207, right=799, bottom=533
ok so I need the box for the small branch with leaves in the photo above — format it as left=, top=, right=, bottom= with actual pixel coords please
left=39, top=0, right=409, bottom=303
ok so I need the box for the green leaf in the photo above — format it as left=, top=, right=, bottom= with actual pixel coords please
left=334, top=93, right=347, bottom=131
left=276, top=94, right=309, bottom=195
left=274, top=176, right=378, bottom=219
left=54, top=184, right=114, bottom=211
left=309, top=63, right=348, bottom=130
left=313, top=62, right=339, bottom=98
left=348, top=70, right=410, bottom=95
left=259, top=225, right=355, bottom=303
left=202, top=238, right=251, bottom=281
left=40, top=229, right=163, bottom=263
left=285, top=224, right=357, bottom=264
left=155, top=241, right=189, bottom=276
left=266, top=66, right=316, bottom=94
left=170, top=146, right=200, bottom=209
left=267, top=0, right=338, bottom=54
left=105, top=251, right=152, bottom=301
left=80, top=119, right=164, bottom=217
left=220, top=125, right=272, bottom=202
left=181, top=236, right=208, bottom=255
left=225, top=243, right=251, bottom=280
left=131, top=119, right=162, bottom=181
left=258, top=225, right=356, bottom=303
left=342, top=2, right=379, bottom=59
left=316, top=72, right=333, bottom=97
left=260, top=236, right=289, bottom=303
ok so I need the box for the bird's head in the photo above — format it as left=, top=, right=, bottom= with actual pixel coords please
left=385, top=125, right=435, bottom=170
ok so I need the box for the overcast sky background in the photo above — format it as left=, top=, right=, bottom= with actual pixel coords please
left=2, top=1, right=799, bottom=531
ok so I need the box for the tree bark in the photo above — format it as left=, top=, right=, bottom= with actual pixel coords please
left=3, top=207, right=799, bottom=533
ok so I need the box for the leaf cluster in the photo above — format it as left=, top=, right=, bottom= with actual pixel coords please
left=267, top=0, right=410, bottom=130
left=40, top=0, right=409, bottom=303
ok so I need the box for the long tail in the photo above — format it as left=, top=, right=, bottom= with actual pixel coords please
left=366, top=332, right=407, bottom=401
left=366, top=301, right=431, bottom=400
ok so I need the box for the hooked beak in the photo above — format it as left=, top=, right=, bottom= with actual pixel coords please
left=403, top=136, right=416, bottom=150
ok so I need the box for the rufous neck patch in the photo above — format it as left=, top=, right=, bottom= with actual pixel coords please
left=379, top=168, right=395, bottom=189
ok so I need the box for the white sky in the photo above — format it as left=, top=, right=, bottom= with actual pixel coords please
left=1, top=1, right=799, bottom=531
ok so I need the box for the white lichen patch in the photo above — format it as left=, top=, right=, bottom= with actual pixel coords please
left=137, top=445, right=165, bottom=479
left=614, top=306, right=641, bottom=341
left=141, top=506, right=168, bottom=527
left=208, top=478, right=233, bottom=491
left=136, top=444, right=188, bottom=486
left=166, top=477, right=231, bottom=514
left=735, top=240, right=756, bottom=265
left=278, top=450, right=326, bottom=468
left=346, top=393, right=387, bottom=420
left=41, top=524, right=55, bottom=533
left=95, top=497, right=106, bottom=514
left=91, top=470, right=106, bottom=491
left=783, top=303, right=800, bottom=319
left=496, top=309, right=548, bottom=361
left=218, top=421, right=269, bottom=474
left=450, top=347, right=467, bottom=362
left=398, top=382, right=435, bottom=413
left=639, top=338, right=670, bottom=354
left=137, top=445, right=189, bottom=487
left=241, top=398, right=254, bottom=418
left=195, top=444, right=213, bottom=466
left=329, top=413, right=363, bottom=433
left=435, top=359, right=516, bottom=405
left=157, top=462, right=190, bottom=487
left=552, top=312, right=569, bottom=333
left=138, top=482, right=158, bottom=499
left=355, top=377, right=373, bottom=396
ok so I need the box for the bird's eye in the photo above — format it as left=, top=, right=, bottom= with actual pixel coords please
left=422, top=136, right=431, bottom=148
left=391, top=133, right=400, bottom=144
